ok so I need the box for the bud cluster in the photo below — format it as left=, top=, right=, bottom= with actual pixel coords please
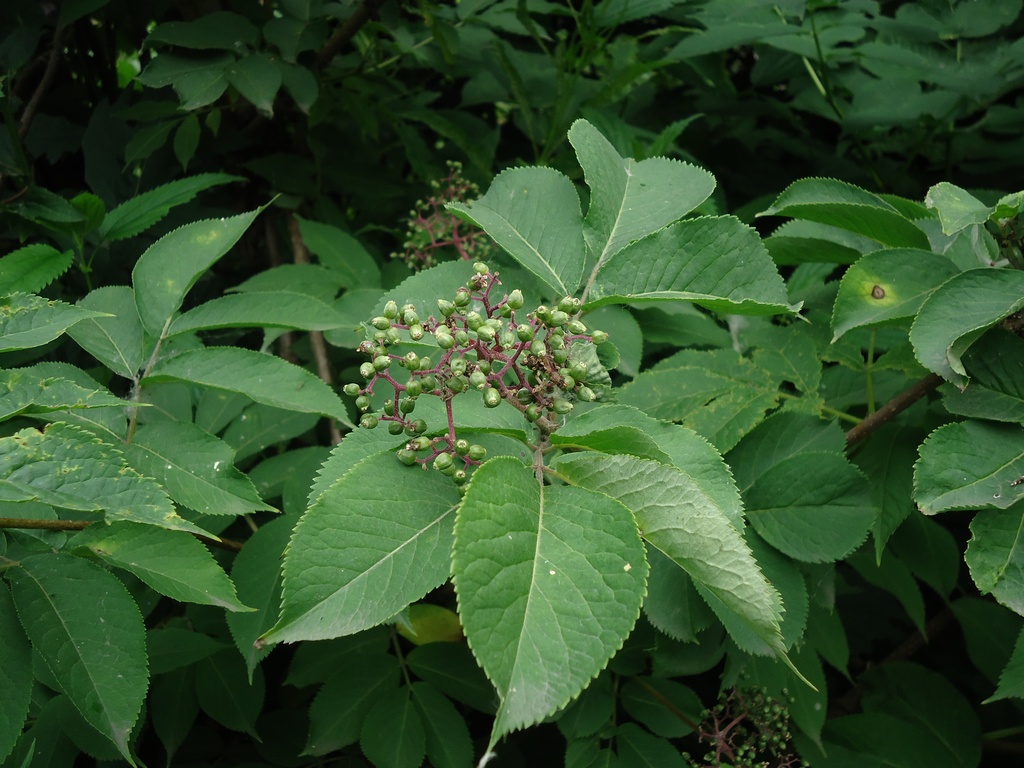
left=392, top=161, right=494, bottom=270
left=343, top=263, right=607, bottom=489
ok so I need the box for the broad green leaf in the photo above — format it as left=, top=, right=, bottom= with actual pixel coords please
left=99, top=173, right=243, bottom=241
left=360, top=688, right=426, bottom=768
left=643, top=549, right=714, bottom=642
left=406, top=643, right=497, bottom=714
left=620, top=678, right=701, bottom=738
left=0, top=244, right=73, bottom=294
left=0, top=293, right=108, bottom=353
left=966, top=506, right=1024, bottom=617
left=849, top=549, right=925, bottom=632
left=744, top=452, right=875, bottom=563
left=831, top=249, right=960, bottom=340
left=7, top=553, right=148, bottom=764
left=226, top=515, right=295, bottom=678
left=617, top=349, right=783, bottom=452
left=132, top=208, right=263, bottom=336
left=0, top=366, right=124, bottom=422
left=448, top=167, right=585, bottom=297
left=222, top=403, right=321, bottom=461
left=263, top=452, right=460, bottom=644
left=144, top=346, right=348, bottom=422
left=586, top=217, right=798, bottom=315
left=568, top=118, right=714, bottom=268
left=910, top=268, right=1024, bottom=388
left=396, top=604, right=463, bottom=645
left=168, top=291, right=346, bottom=335
left=227, top=53, right=282, bottom=115
left=411, top=682, right=473, bottom=768
left=615, top=723, right=688, bottom=767
left=68, top=522, right=251, bottom=611
left=953, top=597, right=1023, bottom=683
left=747, top=531, right=809, bottom=648
left=942, top=330, right=1024, bottom=423
left=305, top=655, right=401, bottom=755
left=0, top=585, right=32, bottom=763
left=0, top=422, right=207, bottom=536
left=149, top=668, right=198, bottom=763
left=986, top=628, right=1024, bottom=702
left=818, top=712, right=962, bottom=767
left=915, top=421, right=1024, bottom=513
left=122, top=420, right=271, bottom=517
left=66, top=286, right=145, bottom=379
left=749, top=323, right=822, bottom=397
left=726, top=412, right=845, bottom=492
left=285, top=628, right=391, bottom=688
left=230, top=263, right=347, bottom=303
left=296, top=216, right=381, bottom=289
left=925, top=182, right=993, bottom=235
left=555, top=453, right=785, bottom=655
left=306, top=426, right=404, bottom=505
left=453, top=457, right=646, bottom=747
left=146, top=627, right=225, bottom=674
left=760, top=178, right=931, bottom=249
left=763, top=234, right=862, bottom=265
left=147, top=11, right=260, bottom=49
left=195, top=651, right=264, bottom=737
left=851, top=421, right=921, bottom=559
left=173, top=113, right=200, bottom=170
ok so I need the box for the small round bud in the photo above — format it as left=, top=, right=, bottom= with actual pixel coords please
left=419, top=375, right=437, bottom=392
left=409, top=436, right=431, bottom=452
left=372, top=316, right=391, bottom=330
left=385, top=328, right=401, bottom=345
left=436, top=330, right=456, bottom=349
left=557, top=296, right=581, bottom=314
left=517, top=324, right=534, bottom=342
left=465, top=311, right=484, bottom=331
left=397, top=448, right=418, bottom=465
left=499, top=303, right=512, bottom=318
left=455, top=330, right=470, bottom=346
left=452, top=469, right=468, bottom=485
left=567, top=320, right=587, bottom=335
left=447, top=375, right=469, bottom=394
left=552, top=398, right=573, bottom=414
left=560, top=375, right=576, bottom=390
left=404, top=351, right=419, bottom=367
left=343, top=383, right=361, bottom=397
left=549, top=334, right=565, bottom=350
left=409, top=418, right=428, bottom=435
left=450, top=358, right=467, bottom=376
left=526, top=404, right=542, bottom=422
left=476, top=360, right=491, bottom=374
left=476, top=324, right=496, bottom=342
left=483, top=387, right=501, bottom=408
left=388, top=421, right=405, bottom=435
left=437, top=299, right=456, bottom=316
left=455, top=439, right=470, bottom=456
left=373, top=355, right=391, bottom=372
left=360, top=414, right=379, bottom=429
left=400, top=398, right=416, bottom=414
left=453, top=288, right=472, bottom=307
left=359, top=362, right=375, bottom=379
left=405, top=379, right=423, bottom=398
left=403, top=309, right=420, bottom=326
left=548, top=310, right=569, bottom=327
left=418, top=356, right=433, bottom=371
left=507, top=289, right=525, bottom=309
left=578, top=386, right=597, bottom=402
left=473, top=261, right=489, bottom=275
left=409, top=324, right=425, bottom=341
left=355, top=395, right=371, bottom=411
left=372, top=330, right=387, bottom=344
left=516, top=388, right=533, bottom=404
left=468, top=444, right=487, bottom=461
left=383, top=301, right=399, bottom=319
left=469, top=370, right=488, bottom=390
left=434, top=453, right=454, bottom=471
left=552, top=348, right=568, bottom=364
left=591, top=330, right=609, bottom=345
left=568, top=360, right=588, bottom=381
left=499, top=332, right=516, bottom=348
left=529, top=339, right=546, bottom=357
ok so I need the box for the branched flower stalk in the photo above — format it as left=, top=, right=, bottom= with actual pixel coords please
left=343, top=262, right=607, bottom=491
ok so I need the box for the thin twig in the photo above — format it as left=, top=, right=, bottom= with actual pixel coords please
left=845, top=373, right=943, bottom=447
left=266, top=217, right=296, bottom=363
left=0, top=518, right=244, bottom=552
left=288, top=215, right=344, bottom=444
left=316, top=0, right=389, bottom=70
left=19, top=21, right=64, bottom=139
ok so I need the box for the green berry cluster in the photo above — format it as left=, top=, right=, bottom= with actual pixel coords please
left=683, top=687, right=808, bottom=768
left=391, top=161, right=494, bottom=269
left=343, top=262, right=607, bottom=488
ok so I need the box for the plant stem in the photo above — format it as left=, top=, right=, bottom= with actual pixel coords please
left=316, top=0, right=388, bottom=70
left=18, top=20, right=63, bottom=140
left=845, top=373, right=943, bottom=447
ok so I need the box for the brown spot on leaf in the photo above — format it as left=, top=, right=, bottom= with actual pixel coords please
left=871, top=285, right=886, bottom=299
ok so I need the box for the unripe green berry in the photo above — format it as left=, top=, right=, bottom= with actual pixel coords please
left=447, top=375, right=469, bottom=393
left=409, top=418, right=428, bottom=435
left=452, top=469, right=468, bottom=485
left=473, top=261, right=489, bottom=275
left=373, top=346, right=388, bottom=359
left=418, top=356, right=432, bottom=371
left=476, top=360, right=491, bottom=374
left=483, top=387, right=501, bottom=408
left=434, top=452, right=454, bottom=471
left=359, top=362, right=375, bottom=379
left=437, top=298, right=456, bottom=316
left=397, top=448, right=417, bottom=465
left=403, top=309, right=420, bottom=326
left=355, top=395, right=371, bottom=411
left=455, top=439, right=470, bottom=456
left=343, top=383, right=361, bottom=397
left=450, top=358, right=467, bottom=375
left=516, top=388, right=533, bottom=404
left=517, top=323, right=534, bottom=342
left=469, top=370, right=488, bottom=390
left=404, top=351, right=419, bottom=367
left=383, top=300, right=399, bottom=319
left=455, top=330, right=470, bottom=346
left=567, top=320, right=587, bottom=335
left=476, top=324, right=496, bottom=342
left=372, top=330, right=387, bottom=344
left=401, top=303, right=416, bottom=319
left=468, top=444, right=487, bottom=461
left=400, top=398, right=416, bottom=414
left=419, top=375, right=437, bottom=392
left=409, top=324, right=424, bottom=341
left=465, top=311, right=484, bottom=331
left=499, top=331, right=516, bottom=348
left=499, top=303, right=512, bottom=318
left=548, top=310, right=569, bottom=327
left=388, top=421, right=405, bottom=435
left=568, top=360, right=588, bottom=380
left=552, top=398, right=573, bottom=414
left=409, top=436, right=431, bottom=452
left=360, top=414, right=379, bottom=429
left=535, top=305, right=551, bottom=322
left=507, top=289, right=525, bottom=309
left=372, top=316, right=391, bottom=330
left=526, top=404, right=542, bottom=422
left=405, top=379, right=423, bottom=398
left=591, top=329, right=609, bottom=344
left=453, top=288, right=471, bottom=307
left=552, top=348, right=568, bottom=364
left=529, top=339, right=546, bottom=357
left=385, top=328, right=402, bottom=345
left=436, top=330, right=455, bottom=349
left=557, top=295, right=581, bottom=314
left=561, top=375, right=576, bottom=390
left=373, top=355, right=391, bottom=372
left=578, top=386, right=597, bottom=402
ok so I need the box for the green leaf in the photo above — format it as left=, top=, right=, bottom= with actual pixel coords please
left=986, top=628, right=1024, bottom=702
left=763, top=234, right=862, bottom=265
left=304, top=654, right=400, bottom=755
left=0, top=293, right=108, bottom=353
left=227, top=53, right=282, bottom=115
left=147, top=12, right=260, bottom=49
left=406, top=643, right=497, bottom=714
left=555, top=453, right=785, bottom=656
left=760, top=178, right=931, bottom=249
left=966, top=505, right=1024, bottom=617
left=7, top=553, right=148, bottom=764
left=144, top=346, right=348, bottom=422
left=0, top=244, right=73, bottom=295
left=195, top=651, right=264, bottom=737
left=943, top=330, right=1024, bottom=423
left=132, top=207, right=264, bottom=336
left=910, top=268, right=1024, bottom=387
left=147, top=627, right=225, bottom=674
left=453, top=457, right=647, bottom=746
left=0, top=422, right=207, bottom=536
left=617, top=349, right=783, bottom=452
left=295, top=216, right=382, bottom=289
left=614, top=723, right=688, bottom=767
left=66, top=286, right=145, bottom=379
left=643, top=549, right=714, bottom=642
left=568, top=118, right=714, bottom=268
left=0, top=366, right=124, bottom=422
left=68, top=522, right=251, bottom=611
left=620, top=678, right=701, bottom=738
left=448, top=167, right=586, bottom=297
left=925, top=182, right=993, bottom=235
left=359, top=687, right=426, bottom=768
left=99, top=173, right=243, bottom=241
left=411, top=682, right=474, bottom=768
left=226, top=515, right=295, bottom=679
left=263, top=452, right=460, bottom=644
left=586, top=217, right=798, bottom=315
left=744, top=452, right=875, bottom=563
left=831, top=249, right=960, bottom=341
left=149, top=668, right=198, bottom=763
left=0, top=585, right=32, bottom=763
left=168, top=291, right=346, bottom=336
left=914, top=421, right=1024, bottom=513
left=173, top=113, right=200, bottom=171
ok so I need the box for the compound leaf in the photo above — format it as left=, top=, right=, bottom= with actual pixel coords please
left=0, top=366, right=124, bottom=422
left=0, top=293, right=107, bottom=353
